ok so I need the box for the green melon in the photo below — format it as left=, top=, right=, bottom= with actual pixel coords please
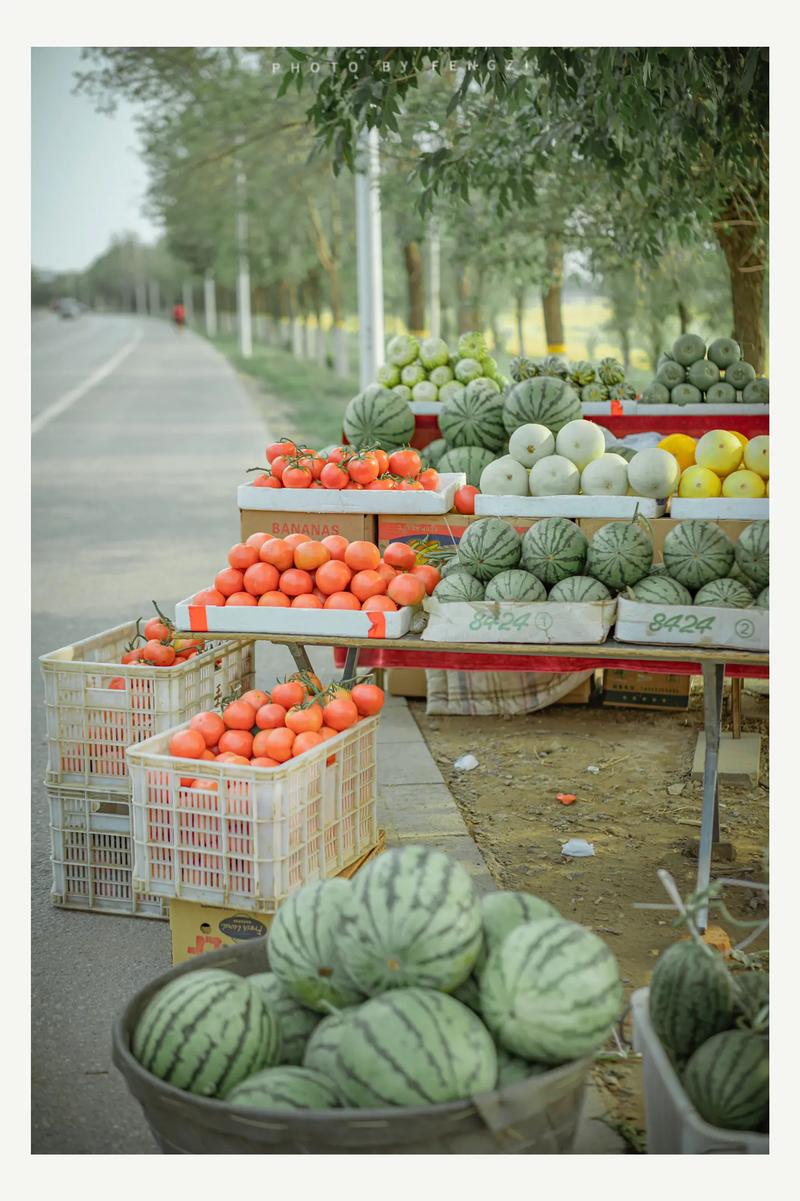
left=423, top=437, right=448, bottom=466
left=334, top=988, right=497, bottom=1107
left=547, top=575, right=612, bottom=603
left=598, top=357, right=625, bottom=387
left=694, top=578, right=754, bottom=609
left=732, top=972, right=769, bottom=1030
left=648, top=941, right=735, bottom=1061
left=225, top=1065, right=340, bottom=1110
left=302, top=1010, right=352, bottom=1082
left=432, top=571, right=486, bottom=602
left=728, top=560, right=757, bottom=592
left=640, top=381, right=671, bottom=404
left=458, top=518, right=522, bottom=581
left=439, top=384, right=507, bottom=451
left=502, top=377, right=581, bottom=436
left=437, top=445, right=495, bottom=487
left=756, top=586, right=769, bottom=608
left=586, top=522, right=654, bottom=590
left=656, top=361, right=686, bottom=389
left=475, top=891, right=561, bottom=974
left=484, top=570, right=547, bottom=602
left=705, top=381, right=737, bottom=405
left=480, top=919, right=622, bottom=1064
left=336, top=845, right=482, bottom=995
left=707, top=337, right=741, bottom=369
left=630, top=575, right=693, bottom=606
left=683, top=1031, right=768, bottom=1133
left=439, top=555, right=462, bottom=577
left=735, top=522, right=769, bottom=589
left=742, top=378, right=769, bottom=404
left=497, top=1047, right=548, bottom=1087
left=451, top=973, right=482, bottom=1013
left=268, top=880, right=365, bottom=1013
left=520, top=518, right=588, bottom=586
left=581, top=382, right=608, bottom=402
left=343, top=385, right=415, bottom=450
left=569, top=361, right=596, bottom=388
left=132, top=969, right=281, bottom=1097
left=672, top=334, right=706, bottom=366
left=663, top=521, right=735, bottom=590
left=248, top=973, right=321, bottom=1066
left=687, top=360, right=721, bottom=391
left=670, top=383, right=703, bottom=406
left=725, top=361, right=757, bottom=390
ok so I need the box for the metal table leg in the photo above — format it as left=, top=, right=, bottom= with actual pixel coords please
left=697, top=662, right=725, bottom=930
left=340, top=646, right=360, bottom=685
left=287, top=643, right=316, bottom=677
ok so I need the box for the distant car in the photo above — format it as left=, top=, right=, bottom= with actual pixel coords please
left=57, top=298, right=82, bottom=319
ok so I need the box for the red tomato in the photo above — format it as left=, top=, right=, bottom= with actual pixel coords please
left=418, top=468, right=440, bottom=491
left=228, top=543, right=259, bottom=570
left=399, top=478, right=424, bottom=491
left=241, top=689, right=270, bottom=710
left=271, top=681, right=306, bottom=709
left=366, top=478, right=396, bottom=490
left=255, top=703, right=287, bottom=730
left=351, top=683, right=386, bottom=716
left=373, top=448, right=390, bottom=474
left=292, top=731, right=324, bottom=757
left=284, top=533, right=311, bottom=549
left=345, top=482, right=365, bottom=490
left=344, top=541, right=381, bottom=572
left=294, top=541, right=330, bottom=571
left=267, top=440, right=297, bottom=462
left=270, top=454, right=291, bottom=480
left=387, top=574, right=427, bottom=607
left=286, top=703, right=323, bottom=734
left=321, top=535, right=348, bottom=561
left=319, top=726, right=339, bottom=742
left=454, top=484, right=480, bottom=514
left=315, top=560, right=353, bottom=595
left=189, top=711, right=226, bottom=748
left=412, top=563, right=441, bottom=595
left=312, top=587, right=327, bottom=604
left=245, top=531, right=271, bottom=551
left=141, top=640, right=176, bottom=666
left=258, top=591, right=291, bottom=607
left=324, top=592, right=361, bottom=610
left=361, top=594, right=398, bottom=612
left=376, top=561, right=398, bottom=584
left=259, top=539, right=294, bottom=571
left=262, top=727, right=296, bottom=763
left=144, top=617, right=172, bottom=641
left=251, top=756, right=280, bottom=768
left=192, top=588, right=225, bottom=607
left=218, top=729, right=254, bottom=758
left=243, top=562, right=279, bottom=596
left=388, top=448, right=422, bottom=478
left=322, top=698, right=359, bottom=731
left=384, top=542, right=417, bottom=571
left=279, top=568, right=314, bottom=597
left=214, top=567, right=245, bottom=597
left=348, top=454, right=379, bottom=485
left=222, top=699, right=258, bottom=730
left=327, top=446, right=352, bottom=465
left=282, top=464, right=313, bottom=489
left=226, top=591, right=257, bottom=606
left=350, top=570, right=388, bottom=602
left=292, top=594, right=323, bottom=608
left=252, top=473, right=282, bottom=488
left=120, top=648, right=143, bottom=664
left=309, top=481, right=325, bottom=489
left=199, top=750, right=217, bottom=761
left=168, top=729, right=206, bottom=759
left=320, top=461, right=349, bottom=490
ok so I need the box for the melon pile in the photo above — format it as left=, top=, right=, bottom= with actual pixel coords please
left=661, top=431, right=770, bottom=500
left=509, top=352, right=637, bottom=403
left=649, top=940, right=768, bottom=1134
left=641, top=333, right=769, bottom=406
left=131, top=846, right=622, bottom=1110
left=370, top=331, right=506, bottom=410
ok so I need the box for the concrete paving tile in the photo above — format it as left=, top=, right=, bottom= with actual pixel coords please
left=573, top=1083, right=628, bottom=1154
left=375, top=704, right=422, bottom=743
left=377, top=739, right=444, bottom=786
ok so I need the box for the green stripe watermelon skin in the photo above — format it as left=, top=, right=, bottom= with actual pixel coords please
left=439, top=385, right=507, bottom=451
left=225, top=1065, right=340, bottom=1110
left=548, top=575, right=611, bottom=602
left=476, top=891, right=561, bottom=973
left=337, top=846, right=483, bottom=995
left=586, top=522, right=654, bottom=590
left=480, top=918, right=622, bottom=1064
left=334, top=987, right=497, bottom=1107
left=503, top=377, right=581, bottom=435
left=433, top=570, right=486, bottom=602
left=484, top=570, right=547, bottom=602
left=437, top=445, right=495, bottom=487
left=683, top=1031, right=768, bottom=1132
left=735, top=521, right=769, bottom=589
left=756, top=586, right=769, bottom=608
left=248, top=972, right=321, bottom=1065
left=663, top=520, right=735, bottom=590
left=457, top=518, right=522, bottom=581
left=694, top=578, right=753, bottom=608
left=132, top=969, right=281, bottom=1097
left=302, top=1010, right=353, bottom=1085
left=520, top=518, right=588, bottom=586
left=451, top=973, right=482, bottom=1013
left=648, top=941, right=735, bottom=1060
left=268, top=880, right=365, bottom=1013
left=343, top=385, right=415, bottom=450
left=631, top=575, right=693, bottom=605
left=496, top=1046, right=548, bottom=1087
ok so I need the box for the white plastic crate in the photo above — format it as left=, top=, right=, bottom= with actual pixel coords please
left=48, top=784, right=168, bottom=919
left=631, top=987, right=768, bottom=1154
left=128, top=716, right=379, bottom=913
left=40, top=622, right=255, bottom=791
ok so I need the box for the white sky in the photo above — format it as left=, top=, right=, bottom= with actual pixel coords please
left=31, top=47, right=160, bottom=272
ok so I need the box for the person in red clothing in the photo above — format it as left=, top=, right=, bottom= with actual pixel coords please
left=172, top=301, right=186, bottom=330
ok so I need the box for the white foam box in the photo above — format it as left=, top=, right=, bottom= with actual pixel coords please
left=633, top=403, right=769, bottom=417
left=669, top=498, right=769, bottom=521
left=421, top=598, right=617, bottom=644
left=615, top=597, right=768, bottom=652
left=475, top=494, right=667, bottom=519
left=237, top=473, right=465, bottom=516
left=580, top=401, right=638, bottom=416
left=175, top=596, right=413, bottom=640
left=409, top=400, right=444, bottom=417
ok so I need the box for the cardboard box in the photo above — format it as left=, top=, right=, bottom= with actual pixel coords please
left=421, top=597, right=616, bottom=645
left=378, top=513, right=541, bottom=553
left=602, top=669, right=690, bottom=710
left=240, top=509, right=377, bottom=544
left=614, top=597, right=768, bottom=652
left=387, top=667, right=428, bottom=699
left=578, top=517, right=754, bottom=563
left=560, top=675, right=595, bottom=706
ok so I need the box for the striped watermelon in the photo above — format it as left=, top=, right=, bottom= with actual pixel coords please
left=548, top=575, right=611, bottom=603
left=433, top=571, right=486, bottom=602
left=475, top=891, right=560, bottom=973
left=733, top=972, right=769, bottom=1029
left=484, top=570, right=547, bottom=602
left=422, top=437, right=448, bottom=467
left=683, top=1031, right=768, bottom=1132
left=457, top=518, right=522, bottom=581
left=343, top=385, right=415, bottom=450
left=756, top=586, right=769, bottom=608
left=437, top=445, right=495, bottom=487
left=631, top=575, right=693, bottom=605
left=728, top=560, right=758, bottom=592
left=439, top=555, right=462, bottom=578
left=451, top=973, right=482, bottom=1013
left=333, top=988, right=497, bottom=1107
left=132, top=969, right=281, bottom=1097
left=520, top=518, right=588, bottom=586
left=248, top=972, right=321, bottom=1065
left=480, top=919, right=622, bottom=1064
left=663, top=521, right=735, bottom=590
left=225, top=1065, right=340, bottom=1110
left=502, top=377, right=581, bottom=435
left=497, top=1046, right=547, bottom=1087
left=648, top=941, right=734, bottom=1061
left=302, top=1010, right=352, bottom=1083
left=439, top=383, right=507, bottom=451
left=336, top=845, right=482, bottom=994
left=735, top=521, right=769, bottom=589
left=268, top=880, right=365, bottom=1013
left=586, top=521, right=654, bottom=590
left=694, top=578, right=753, bottom=608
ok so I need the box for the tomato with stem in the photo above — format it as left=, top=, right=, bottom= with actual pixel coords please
left=286, top=703, right=323, bottom=734
left=348, top=453, right=380, bottom=485
left=271, top=680, right=306, bottom=709
left=418, top=468, right=440, bottom=491
left=267, top=440, right=297, bottom=462
left=320, top=461, right=349, bottom=490
left=388, top=448, right=422, bottom=478
left=283, top=464, right=313, bottom=489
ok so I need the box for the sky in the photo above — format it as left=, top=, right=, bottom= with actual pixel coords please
left=31, top=48, right=160, bottom=272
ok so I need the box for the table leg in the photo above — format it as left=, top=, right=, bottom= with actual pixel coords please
left=340, top=646, right=360, bottom=685
left=287, top=643, right=315, bottom=677
left=697, top=662, right=725, bottom=930
left=730, top=676, right=743, bottom=739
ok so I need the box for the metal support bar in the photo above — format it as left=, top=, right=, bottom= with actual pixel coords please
left=697, top=662, right=725, bottom=929
left=287, top=643, right=315, bottom=677
left=340, top=646, right=360, bottom=685
left=730, top=676, right=743, bottom=739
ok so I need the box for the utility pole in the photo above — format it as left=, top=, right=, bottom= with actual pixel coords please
left=147, top=278, right=160, bottom=317
left=354, top=127, right=384, bottom=389
left=428, top=216, right=441, bottom=339
left=203, top=270, right=217, bottom=337
left=235, top=157, right=253, bottom=358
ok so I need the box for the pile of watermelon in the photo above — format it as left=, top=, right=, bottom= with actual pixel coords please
left=641, top=334, right=769, bottom=406
left=131, top=845, right=622, bottom=1110
left=649, top=940, right=769, bottom=1133
left=510, top=353, right=637, bottom=404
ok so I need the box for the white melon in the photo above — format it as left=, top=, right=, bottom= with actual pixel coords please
left=479, top=455, right=530, bottom=496
left=508, top=423, right=555, bottom=468
left=555, top=419, right=606, bottom=471
left=529, top=454, right=580, bottom=496
left=627, top=448, right=681, bottom=499
left=580, top=453, right=629, bottom=496
left=743, top=435, right=769, bottom=479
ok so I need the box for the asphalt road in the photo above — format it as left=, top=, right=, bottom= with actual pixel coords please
left=31, top=313, right=278, bottom=1153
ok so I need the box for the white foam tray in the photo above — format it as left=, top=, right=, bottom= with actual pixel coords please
left=238, top=473, right=465, bottom=515
left=580, top=401, right=638, bottom=415
left=175, top=596, right=413, bottom=639
left=632, top=403, right=769, bottom=416
left=615, top=597, right=768, bottom=652
left=475, top=494, right=667, bottom=519
left=409, top=400, right=444, bottom=416
left=669, top=498, right=768, bottom=521
left=421, top=598, right=616, bottom=644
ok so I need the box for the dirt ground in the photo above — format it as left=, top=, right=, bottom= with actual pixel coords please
left=411, top=679, right=769, bottom=1151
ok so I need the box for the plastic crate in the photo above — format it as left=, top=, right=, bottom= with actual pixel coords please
left=631, top=987, right=769, bottom=1154
left=40, top=622, right=255, bottom=791
left=128, top=717, right=379, bottom=913
left=48, top=783, right=168, bottom=919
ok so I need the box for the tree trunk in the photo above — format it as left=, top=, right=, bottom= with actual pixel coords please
left=715, top=216, right=766, bottom=371
left=456, top=265, right=481, bottom=333
left=515, top=289, right=526, bottom=356
left=676, top=294, right=690, bottom=334
left=403, top=240, right=425, bottom=335
left=620, top=328, right=631, bottom=369
left=541, top=237, right=565, bottom=351
left=490, top=311, right=504, bottom=356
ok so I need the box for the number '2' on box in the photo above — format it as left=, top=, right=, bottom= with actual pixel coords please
left=615, top=598, right=768, bottom=651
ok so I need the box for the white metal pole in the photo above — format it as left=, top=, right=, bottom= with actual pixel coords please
left=148, top=278, right=160, bottom=316
left=428, top=216, right=441, bottom=339
left=235, top=160, right=253, bottom=359
left=355, top=127, right=385, bottom=389
left=203, top=270, right=217, bottom=337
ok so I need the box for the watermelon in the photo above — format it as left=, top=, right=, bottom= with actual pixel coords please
left=725, top=360, right=756, bottom=390
left=423, top=437, right=448, bottom=467
left=672, top=334, right=706, bottom=366
left=225, top=1065, right=340, bottom=1110
left=705, top=381, right=737, bottom=405
left=438, top=381, right=466, bottom=406
left=548, top=575, right=612, bottom=602
left=433, top=571, right=486, bottom=602
left=484, top=570, right=547, bottom=602
left=756, top=586, right=769, bottom=608
left=707, top=337, right=741, bottom=369
left=671, top=383, right=703, bottom=406
left=458, top=518, right=522, bottom=581
left=480, top=919, right=622, bottom=1064
left=648, top=941, right=735, bottom=1060
left=268, top=880, right=365, bottom=1013
left=439, top=384, right=506, bottom=451
left=728, top=560, right=757, bottom=592
left=630, top=575, right=693, bottom=606
left=687, top=360, right=721, bottom=391
left=439, top=555, right=462, bottom=578
left=343, top=385, right=415, bottom=450
left=663, top=521, right=735, bottom=590
left=497, top=1047, right=548, bottom=1087
left=437, top=445, right=495, bottom=487
left=451, top=973, right=482, bottom=1013
left=694, top=578, right=753, bottom=609
left=132, top=969, right=281, bottom=1097
left=302, top=1010, right=352, bottom=1082
left=733, top=972, right=769, bottom=1029
left=640, top=381, right=671, bottom=405
left=502, top=377, right=581, bottom=436
left=337, top=845, right=482, bottom=994
left=520, top=518, right=588, bottom=586
left=333, top=987, right=497, bottom=1107
left=735, top=521, right=769, bottom=589
left=683, top=1031, right=768, bottom=1132
left=742, top=377, right=769, bottom=404
left=656, top=362, right=686, bottom=389
left=248, top=972, right=321, bottom=1065
left=475, top=891, right=560, bottom=973
left=586, top=521, right=654, bottom=590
